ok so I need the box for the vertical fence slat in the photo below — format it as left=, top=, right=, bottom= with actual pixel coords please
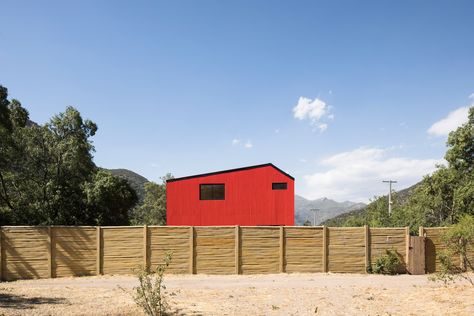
left=235, top=225, right=240, bottom=274
left=364, top=225, right=369, bottom=273
left=0, top=227, right=3, bottom=281
left=419, top=226, right=424, bottom=237
left=323, top=226, right=328, bottom=272
left=279, top=226, right=285, bottom=273
left=48, top=226, right=53, bottom=278
left=189, top=226, right=194, bottom=274
left=96, top=226, right=102, bottom=275
left=143, top=225, right=148, bottom=269
left=405, top=226, right=410, bottom=267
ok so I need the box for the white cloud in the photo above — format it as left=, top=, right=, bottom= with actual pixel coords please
left=301, top=147, right=442, bottom=202
left=428, top=107, right=470, bottom=136
left=293, top=96, right=333, bottom=131
left=293, top=97, right=328, bottom=121
left=274, top=129, right=280, bottom=134
left=232, top=138, right=253, bottom=149
left=150, top=163, right=159, bottom=168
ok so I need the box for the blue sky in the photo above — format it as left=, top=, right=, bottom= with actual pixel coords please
left=1, top=0, right=474, bottom=202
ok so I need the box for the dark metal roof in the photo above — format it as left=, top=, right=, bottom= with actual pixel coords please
left=166, top=163, right=294, bottom=182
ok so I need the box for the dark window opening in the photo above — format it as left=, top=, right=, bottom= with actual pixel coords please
left=200, top=184, right=225, bottom=200
left=272, top=182, right=287, bottom=190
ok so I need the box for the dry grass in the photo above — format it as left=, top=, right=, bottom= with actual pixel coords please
left=0, top=273, right=473, bottom=315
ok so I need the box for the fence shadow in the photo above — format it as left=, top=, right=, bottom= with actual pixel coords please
left=0, top=293, right=68, bottom=310
left=425, top=238, right=436, bottom=273
left=3, top=228, right=48, bottom=280
left=54, top=227, right=96, bottom=277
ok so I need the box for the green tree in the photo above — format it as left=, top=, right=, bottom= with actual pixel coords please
left=131, top=174, right=173, bottom=225
left=404, top=108, right=474, bottom=228
left=0, top=85, right=139, bottom=225
left=83, top=170, right=138, bottom=225
left=0, top=105, right=98, bottom=224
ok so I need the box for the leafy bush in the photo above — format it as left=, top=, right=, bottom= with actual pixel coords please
left=372, top=249, right=403, bottom=275
left=430, top=215, right=474, bottom=285
left=134, top=253, right=172, bottom=316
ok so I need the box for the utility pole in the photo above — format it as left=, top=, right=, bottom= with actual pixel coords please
left=382, top=180, right=397, bottom=216
left=310, top=208, right=320, bottom=226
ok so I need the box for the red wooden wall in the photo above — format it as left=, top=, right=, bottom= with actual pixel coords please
left=166, top=164, right=294, bottom=226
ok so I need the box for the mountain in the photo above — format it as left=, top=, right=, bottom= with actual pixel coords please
left=321, top=182, right=421, bottom=226
left=295, top=195, right=366, bottom=225
left=106, top=168, right=149, bottom=203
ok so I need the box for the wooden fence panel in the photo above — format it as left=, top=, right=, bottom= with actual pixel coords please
left=54, top=227, right=96, bottom=277
left=423, top=227, right=460, bottom=273
left=7, top=225, right=473, bottom=279
left=2, top=227, right=49, bottom=280
left=195, top=227, right=235, bottom=274
left=241, top=227, right=280, bottom=274
left=327, top=227, right=366, bottom=273
left=284, top=227, right=324, bottom=273
left=149, top=226, right=190, bottom=273
left=102, top=227, right=143, bottom=275
left=369, top=228, right=407, bottom=271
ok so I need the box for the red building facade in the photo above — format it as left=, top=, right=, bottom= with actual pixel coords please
left=166, top=164, right=294, bottom=226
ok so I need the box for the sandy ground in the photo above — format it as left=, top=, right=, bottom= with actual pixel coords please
left=0, top=273, right=473, bottom=316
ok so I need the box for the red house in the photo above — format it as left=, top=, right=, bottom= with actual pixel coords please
left=166, top=163, right=294, bottom=226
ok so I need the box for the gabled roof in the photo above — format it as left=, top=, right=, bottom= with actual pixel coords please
left=166, top=163, right=294, bottom=182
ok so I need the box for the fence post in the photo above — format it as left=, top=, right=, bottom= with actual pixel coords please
left=279, top=226, right=285, bottom=273
left=96, top=226, right=102, bottom=275
left=323, top=226, right=328, bottom=272
left=419, top=226, right=424, bottom=237
left=189, top=226, right=194, bottom=274
left=143, top=225, right=148, bottom=270
left=235, top=226, right=240, bottom=274
left=0, top=227, right=3, bottom=281
left=48, top=226, right=54, bottom=278
left=405, top=226, right=410, bottom=269
left=364, top=225, right=370, bottom=273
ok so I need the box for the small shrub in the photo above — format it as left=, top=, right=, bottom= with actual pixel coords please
left=430, top=215, right=474, bottom=286
left=372, top=249, right=402, bottom=275
left=428, top=251, right=457, bottom=285
left=134, top=252, right=172, bottom=316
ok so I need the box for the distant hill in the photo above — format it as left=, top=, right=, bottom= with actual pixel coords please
left=106, top=169, right=149, bottom=203
left=321, top=182, right=421, bottom=226
left=295, top=195, right=366, bottom=225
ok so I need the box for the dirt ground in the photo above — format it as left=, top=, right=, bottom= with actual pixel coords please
left=0, top=273, right=473, bottom=316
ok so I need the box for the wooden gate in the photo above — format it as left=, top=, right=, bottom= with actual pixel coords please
left=407, top=236, right=425, bottom=274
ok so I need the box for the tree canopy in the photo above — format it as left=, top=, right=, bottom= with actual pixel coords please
left=0, top=85, right=137, bottom=225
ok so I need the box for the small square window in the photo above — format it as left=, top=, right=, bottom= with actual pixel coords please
left=200, top=184, right=225, bottom=200
left=272, top=182, right=287, bottom=190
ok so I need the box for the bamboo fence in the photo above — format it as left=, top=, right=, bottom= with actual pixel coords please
left=0, top=225, right=470, bottom=281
